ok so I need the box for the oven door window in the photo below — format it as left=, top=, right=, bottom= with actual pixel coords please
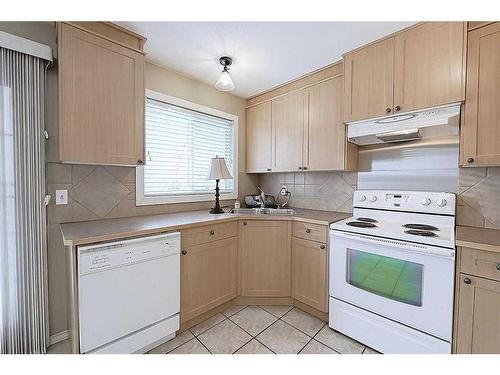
left=347, top=249, right=423, bottom=307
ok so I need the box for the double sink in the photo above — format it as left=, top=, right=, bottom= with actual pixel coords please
left=230, top=208, right=295, bottom=216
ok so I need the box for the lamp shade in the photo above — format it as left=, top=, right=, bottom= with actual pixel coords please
left=208, top=157, right=233, bottom=180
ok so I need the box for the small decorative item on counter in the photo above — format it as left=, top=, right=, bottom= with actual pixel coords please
left=234, top=201, right=241, bottom=209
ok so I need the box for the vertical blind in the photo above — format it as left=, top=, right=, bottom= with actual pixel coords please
left=144, top=98, right=234, bottom=196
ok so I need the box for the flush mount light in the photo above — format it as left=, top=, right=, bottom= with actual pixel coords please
left=215, top=56, right=235, bottom=92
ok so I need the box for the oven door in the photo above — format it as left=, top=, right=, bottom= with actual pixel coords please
left=330, top=230, right=455, bottom=341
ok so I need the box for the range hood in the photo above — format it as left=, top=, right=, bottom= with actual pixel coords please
left=347, top=103, right=461, bottom=146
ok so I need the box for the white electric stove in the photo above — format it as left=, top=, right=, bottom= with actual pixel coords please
left=329, top=190, right=456, bottom=354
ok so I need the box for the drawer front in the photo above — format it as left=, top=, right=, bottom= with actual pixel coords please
left=181, top=221, right=237, bottom=248
left=292, top=221, right=328, bottom=243
left=461, top=247, right=500, bottom=282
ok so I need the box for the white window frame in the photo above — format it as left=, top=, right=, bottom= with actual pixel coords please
left=136, top=90, right=238, bottom=206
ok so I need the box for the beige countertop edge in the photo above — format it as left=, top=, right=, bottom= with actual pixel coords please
left=456, top=240, right=500, bottom=254
left=61, top=209, right=351, bottom=247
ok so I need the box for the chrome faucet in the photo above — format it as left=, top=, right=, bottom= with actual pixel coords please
left=257, top=187, right=266, bottom=209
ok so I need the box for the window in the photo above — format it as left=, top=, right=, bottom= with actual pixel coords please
left=136, top=90, right=238, bottom=205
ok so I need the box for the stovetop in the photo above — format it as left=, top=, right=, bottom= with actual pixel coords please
left=330, top=190, right=456, bottom=249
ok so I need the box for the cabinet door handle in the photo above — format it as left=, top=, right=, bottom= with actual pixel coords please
left=243, top=222, right=247, bottom=226
left=305, top=229, right=311, bottom=233
left=266, top=168, right=271, bottom=171
left=298, top=166, right=302, bottom=170
left=496, top=264, right=500, bottom=271
left=463, top=277, right=472, bottom=284
left=320, top=245, right=326, bottom=249
left=181, top=250, right=187, bottom=255
left=210, top=230, right=215, bottom=235
left=303, top=166, right=308, bottom=170
left=467, top=158, right=474, bottom=163
left=386, top=108, right=391, bottom=113
left=137, top=159, right=144, bottom=164
left=395, top=105, right=401, bottom=112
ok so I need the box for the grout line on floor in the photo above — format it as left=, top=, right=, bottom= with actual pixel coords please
left=189, top=314, right=228, bottom=337
left=310, top=324, right=342, bottom=354
left=195, top=337, right=213, bottom=354
left=231, top=336, right=255, bottom=354
left=253, top=337, right=277, bottom=354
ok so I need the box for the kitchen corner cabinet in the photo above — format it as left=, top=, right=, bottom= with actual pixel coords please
left=271, top=91, right=306, bottom=172
left=240, top=220, right=291, bottom=297
left=461, top=22, right=500, bottom=167
left=246, top=101, right=272, bottom=173
left=58, top=22, right=146, bottom=166
left=304, top=77, right=346, bottom=171
left=291, top=237, right=328, bottom=312
left=343, top=22, right=466, bottom=122
left=180, top=237, right=237, bottom=323
left=247, top=75, right=357, bottom=173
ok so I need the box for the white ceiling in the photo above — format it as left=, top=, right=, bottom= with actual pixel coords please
left=118, top=22, right=417, bottom=98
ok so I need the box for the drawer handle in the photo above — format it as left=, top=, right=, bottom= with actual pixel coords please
left=496, top=264, right=500, bottom=271
left=181, top=250, right=187, bottom=255
left=305, top=229, right=311, bottom=233
left=463, top=277, right=472, bottom=284
left=320, top=245, right=326, bottom=249
left=210, top=230, right=215, bottom=235
left=467, top=157, right=474, bottom=163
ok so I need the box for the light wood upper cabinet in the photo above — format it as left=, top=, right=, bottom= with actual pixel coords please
left=291, top=237, right=328, bottom=312
left=393, top=22, right=466, bottom=113
left=344, top=38, right=395, bottom=122
left=246, top=101, right=272, bottom=173
left=271, top=91, right=306, bottom=172
left=304, top=77, right=345, bottom=171
left=461, top=22, right=500, bottom=167
left=240, top=220, right=291, bottom=297
left=180, top=237, right=237, bottom=323
left=456, top=274, right=500, bottom=353
left=58, top=22, right=145, bottom=166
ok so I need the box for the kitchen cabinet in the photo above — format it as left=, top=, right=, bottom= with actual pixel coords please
left=246, top=101, right=272, bottom=173
left=393, top=22, right=466, bottom=113
left=271, top=90, right=306, bottom=172
left=304, top=77, right=347, bottom=171
left=344, top=22, right=466, bottom=122
left=291, top=237, right=328, bottom=312
left=247, top=74, right=357, bottom=173
left=240, top=220, right=291, bottom=297
left=461, top=22, right=500, bottom=167
left=456, top=274, right=500, bottom=353
left=58, top=22, right=146, bottom=166
left=180, top=237, right=237, bottom=323
left=343, top=38, right=395, bottom=122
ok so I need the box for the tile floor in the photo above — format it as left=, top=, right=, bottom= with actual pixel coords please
left=148, top=305, right=379, bottom=355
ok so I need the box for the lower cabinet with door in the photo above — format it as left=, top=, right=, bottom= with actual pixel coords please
left=239, top=220, right=292, bottom=297
left=180, top=222, right=238, bottom=323
left=455, top=247, right=500, bottom=353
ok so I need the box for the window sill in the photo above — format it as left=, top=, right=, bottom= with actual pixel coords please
left=135, top=192, right=238, bottom=206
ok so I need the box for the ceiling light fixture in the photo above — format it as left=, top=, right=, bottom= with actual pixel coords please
left=215, top=56, right=235, bottom=92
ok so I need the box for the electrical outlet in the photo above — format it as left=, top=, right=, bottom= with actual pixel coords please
left=55, top=189, right=68, bottom=205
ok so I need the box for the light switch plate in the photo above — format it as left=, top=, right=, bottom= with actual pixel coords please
left=55, top=189, right=68, bottom=205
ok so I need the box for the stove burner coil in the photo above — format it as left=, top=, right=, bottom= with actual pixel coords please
left=404, top=230, right=438, bottom=237
left=403, top=224, right=439, bottom=231
left=346, top=221, right=377, bottom=228
left=356, top=217, right=378, bottom=223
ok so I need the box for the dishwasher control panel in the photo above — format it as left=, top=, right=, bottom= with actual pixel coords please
left=78, top=232, right=180, bottom=274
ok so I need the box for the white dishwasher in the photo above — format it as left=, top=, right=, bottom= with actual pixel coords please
left=78, top=232, right=180, bottom=354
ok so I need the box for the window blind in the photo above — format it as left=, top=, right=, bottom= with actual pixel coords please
left=144, top=98, right=234, bottom=197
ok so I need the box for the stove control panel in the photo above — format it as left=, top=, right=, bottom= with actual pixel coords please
left=354, top=190, right=456, bottom=215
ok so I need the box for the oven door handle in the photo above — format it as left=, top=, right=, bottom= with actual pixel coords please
left=330, top=230, right=455, bottom=258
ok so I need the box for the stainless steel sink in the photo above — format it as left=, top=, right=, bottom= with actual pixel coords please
left=230, top=208, right=295, bottom=216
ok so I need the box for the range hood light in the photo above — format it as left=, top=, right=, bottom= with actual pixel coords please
left=376, top=128, right=421, bottom=143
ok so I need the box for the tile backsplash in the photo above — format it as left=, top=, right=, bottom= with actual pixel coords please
left=258, top=171, right=357, bottom=213
left=457, top=167, right=500, bottom=229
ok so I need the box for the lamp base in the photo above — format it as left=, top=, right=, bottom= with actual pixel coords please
left=209, top=179, right=225, bottom=214
left=209, top=207, right=225, bottom=214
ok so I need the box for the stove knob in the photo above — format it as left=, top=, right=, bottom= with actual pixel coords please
left=369, top=196, right=377, bottom=202
left=436, top=198, right=447, bottom=207
left=359, top=195, right=366, bottom=202
left=421, top=198, right=431, bottom=206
